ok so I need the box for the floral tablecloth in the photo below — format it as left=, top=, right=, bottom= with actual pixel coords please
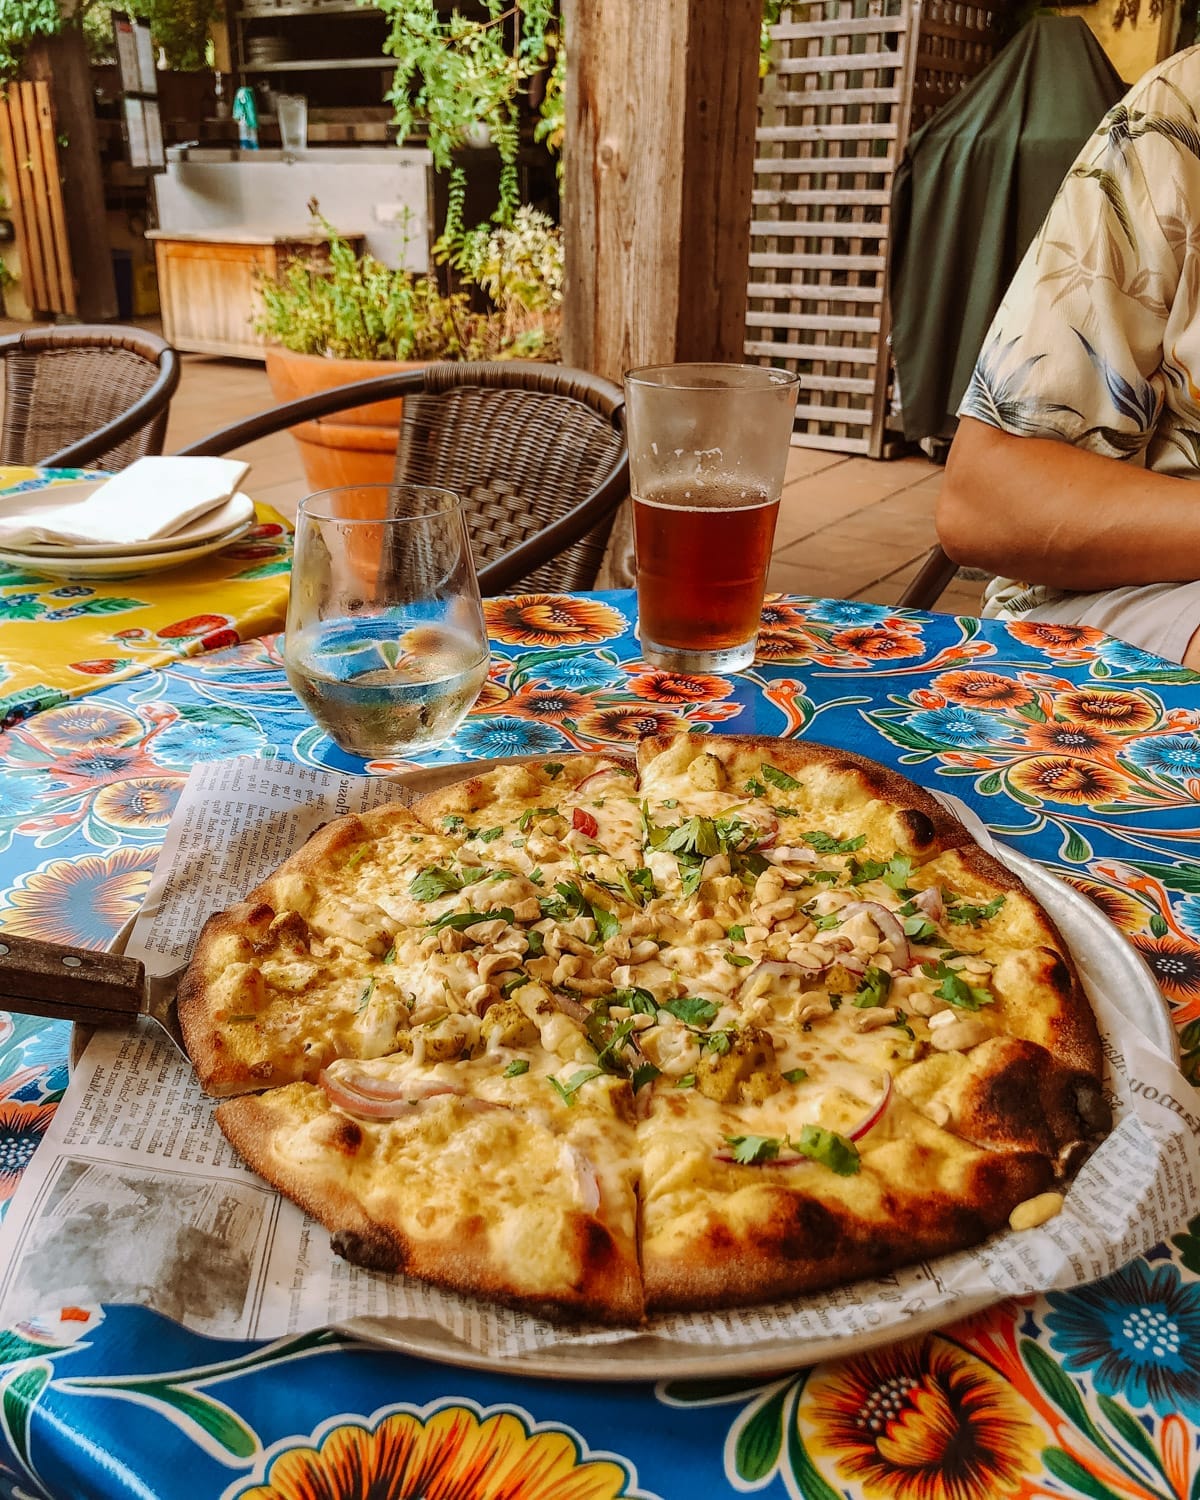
left=2, top=590, right=1200, bottom=1500
left=0, top=467, right=292, bottom=726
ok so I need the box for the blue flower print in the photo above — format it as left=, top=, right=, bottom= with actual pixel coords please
left=1124, top=734, right=1200, bottom=781
left=524, top=653, right=626, bottom=694
left=0, top=769, right=45, bottom=823
left=147, top=710, right=267, bottom=768
left=806, top=600, right=895, bottom=628
left=1095, top=638, right=1168, bottom=674
left=1177, top=896, right=1200, bottom=942
left=906, top=707, right=1009, bottom=749
left=1045, top=1260, right=1200, bottom=1417
left=453, top=715, right=566, bottom=759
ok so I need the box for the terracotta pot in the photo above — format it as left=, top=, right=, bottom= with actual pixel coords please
left=265, top=347, right=428, bottom=492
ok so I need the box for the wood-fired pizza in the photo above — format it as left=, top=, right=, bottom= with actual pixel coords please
left=177, top=734, right=1111, bottom=1324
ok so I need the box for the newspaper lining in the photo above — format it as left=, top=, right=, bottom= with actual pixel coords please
left=1, top=754, right=1197, bottom=1361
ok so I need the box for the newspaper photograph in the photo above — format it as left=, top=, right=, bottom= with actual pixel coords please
left=0, top=754, right=1197, bottom=1364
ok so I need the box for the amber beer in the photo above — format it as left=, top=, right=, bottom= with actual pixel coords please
left=633, top=479, right=779, bottom=657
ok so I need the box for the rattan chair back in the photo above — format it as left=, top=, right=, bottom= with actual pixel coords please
left=177, top=361, right=629, bottom=595
left=393, top=363, right=625, bottom=593
left=0, top=325, right=181, bottom=473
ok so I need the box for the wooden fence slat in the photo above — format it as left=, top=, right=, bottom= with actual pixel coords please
left=752, top=189, right=892, bottom=207
left=745, top=339, right=879, bottom=365
left=749, top=251, right=887, bottom=271
left=20, top=83, right=62, bottom=311
left=747, top=281, right=883, bottom=303
left=33, top=81, right=75, bottom=314
left=6, top=87, right=51, bottom=312
left=771, top=16, right=907, bottom=38
left=0, top=95, right=31, bottom=298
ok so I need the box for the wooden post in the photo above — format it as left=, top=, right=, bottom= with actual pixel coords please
left=561, top=0, right=762, bottom=381
left=561, top=0, right=762, bottom=584
left=25, top=29, right=118, bottom=321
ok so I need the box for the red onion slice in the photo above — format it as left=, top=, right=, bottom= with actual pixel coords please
left=839, top=901, right=911, bottom=965
left=551, top=992, right=593, bottom=1027
left=320, top=1069, right=465, bottom=1118
left=846, top=1072, right=893, bottom=1142
left=575, top=763, right=630, bottom=793
left=913, top=886, right=945, bottom=922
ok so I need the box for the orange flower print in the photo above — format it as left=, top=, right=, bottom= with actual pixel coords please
left=1007, top=621, right=1105, bottom=654
left=471, top=678, right=511, bottom=714
left=627, top=671, right=733, bottom=704
left=23, top=702, right=144, bottom=754
left=484, top=594, right=626, bottom=647
left=798, top=1336, right=1042, bottom=1500
left=0, top=848, right=155, bottom=947
left=1053, top=689, right=1159, bottom=734
left=830, top=627, right=924, bottom=660
left=0, top=1099, right=58, bottom=1205
left=759, top=600, right=809, bottom=631
left=1064, top=877, right=1145, bottom=932
left=755, top=630, right=811, bottom=662
left=232, top=1403, right=651, bottom=1500
left=1007, top=756, right=1127, bottom=805
left=1131, top=935, right=1200, bottom=1003
left=933, top=671, right=1034, bottom=710
left=509, top=687, right=595, bottom=722
left=574, top=707, right=687, bottom=744
left=1020, top=722, right=1119, bottom=758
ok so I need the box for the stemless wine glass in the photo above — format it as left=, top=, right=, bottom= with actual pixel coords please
left=283, top=485, right=490, bottom=760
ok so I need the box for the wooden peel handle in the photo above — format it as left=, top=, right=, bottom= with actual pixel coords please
left=0, top=933, right=147, bottom=1026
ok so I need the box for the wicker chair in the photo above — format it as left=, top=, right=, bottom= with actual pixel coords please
left=178, top=361, right=629, bottom=594
left=897, top=544, right=962, bottom=609
left=0, top=325, right=181, bottom=473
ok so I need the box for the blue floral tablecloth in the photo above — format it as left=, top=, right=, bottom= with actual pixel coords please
left=2, top=589, right=1200, bottom=1500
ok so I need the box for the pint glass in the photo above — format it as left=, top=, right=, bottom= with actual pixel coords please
left=624, top=363, right=800, bottom=672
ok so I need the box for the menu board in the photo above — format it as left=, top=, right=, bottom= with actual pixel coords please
left=112, top=13, right=164, bottom=169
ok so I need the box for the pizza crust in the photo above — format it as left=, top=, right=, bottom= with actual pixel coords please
left=179, top=732, right=1110, bottom=1323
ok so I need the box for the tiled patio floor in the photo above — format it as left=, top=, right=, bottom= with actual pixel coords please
left=23, top=338, right=976, bottom=614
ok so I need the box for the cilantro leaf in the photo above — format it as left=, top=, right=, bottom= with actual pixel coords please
left=675, top=1073, right=697, bottom=1089
left=725, top=1133, right=784, bottom=1164
left=441, top=814, right=466, bottom=834
left=680, top=860, right=704, bottom=897
left=921, top=960, right=994, bottom=1010
left=853, top=965, right=893, bottom=1009
left=542, top=762, right=565, bottom=778
left=504, top=1058, right=530, bottom=1077
left=356, top=978, right=376, bottom=1011
left=724, top=952, right=752, bottom=967
left=408, top=866, right=464, bottom=902
left=802, top=830, right=866, bottom=855
left=744, top=778, right=766, bottom=797
left=632, top=1063, right=661, bottom=1093
left=524, top=929, right=545, bottom=958
left=518, top=805, right=560, bottom=833
left=902, top=913, right=939, bottom=943
left=761, top=764, right=801, bottom=791
left=609, top=986, right=658, bottom=1015
left=548, top=1066, right=603, bottom=1105
left=590, top=902, right=620, bottom=943
left=783, top=1067, right=808, bottom=1084
left=882, top=855, right=916, bottom=891
left=476, top=826, right=504, bottom=843
left=727, top=924, right=746, bottom=942
left=946, top=894, right=1007, bottom=926
left=795, top=1124, right=860, bottom=1175
left=661, top=997, right=719, bottom=1027
left=429, top=907, right=514, bottom=932
left=811, top=911, right=841, bottom=931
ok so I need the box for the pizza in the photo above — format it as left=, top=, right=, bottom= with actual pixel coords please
left=177, top=734, right=1110, bottom=1325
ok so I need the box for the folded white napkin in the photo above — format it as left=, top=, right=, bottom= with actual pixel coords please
left=0, top=457, right=252, bottom=548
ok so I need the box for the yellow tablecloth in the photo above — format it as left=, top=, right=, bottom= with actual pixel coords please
left=0, top=466, right=292, bottom=724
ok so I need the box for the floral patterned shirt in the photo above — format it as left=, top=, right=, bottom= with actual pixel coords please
left=958, top=44, right=1200, bottom=617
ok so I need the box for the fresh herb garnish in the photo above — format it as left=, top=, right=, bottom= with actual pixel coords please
left=661, top=996, right=720, bottom=1027
left=356, top=978, right=376, bottom=1011
left=772, top=806, right=798, bottom=818
left=811, top=912, right=841, bottom=931
left=946, top=894, right=1007, bottom=926
left=725, top=1133, right=785, bottom=1164
left=853, top=965, right=893, bottom=1008
left=528, top=867, right=544, bottom=886
left=724, top=952, right=752, bottom=967
left=501, top=971, right=529, bottom=996
left=631, top=1063, right=661, bottom=1093
left=609, top=986, right=658, bottom=1015
left=518, top=805, right=560, bottom=833
left=744, top=778, right=767, bottom=797
left=675, top=1073, right=696, bottom=1089
left=538, top=880, right=589, bottom=920
left=661, top=797, right=679, bottom=809
left=783, top=1067, right=808, bottom=1084
left=227, top=1013, right=256, bottom=1024
left=796, top=1124, right=860, bottom=1175
left=542, top=762, right=565, bottom=778
left=476, top=826, right=503, bottom=843
left=441, top=814, right=466, bottom=834
left=525, top=929, right=545, bottom=958
left=761, top=764, right=801, bottom=791
left=429, top=907, right=514, bottom=933
left=704, top=1029, right=733, bottom=1054
left=344, top=846, right=368, bottom=869
left=408, top=866, right=464, bottom=901
left=921, top=960, right=994, bottom=1010
left=728, top=924, right=746, bottom=942
left=802, top=830, right=866, bottom=854
left=590, top=902, right=620, bottom=943
left=901, top=912, right=939, bottom=943
left=504, top=1058, right=530, bottom=1077
left=548, top=1066, right=603, bottom=1105
left=592, top=1017, right=638, bottom=1073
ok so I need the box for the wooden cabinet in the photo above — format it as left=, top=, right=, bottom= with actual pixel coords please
left=146, top=227, right=362, bottom=361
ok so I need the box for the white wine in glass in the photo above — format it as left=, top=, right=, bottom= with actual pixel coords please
left=283, top=485, right=489, bottom=760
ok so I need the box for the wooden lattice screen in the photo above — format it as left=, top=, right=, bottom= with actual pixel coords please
left=0, top=81, right=76, bottom=317
left=746, top=0, right=999, bottom=456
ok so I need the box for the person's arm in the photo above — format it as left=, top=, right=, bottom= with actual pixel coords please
left=937, top=416, right=1200, bottom=591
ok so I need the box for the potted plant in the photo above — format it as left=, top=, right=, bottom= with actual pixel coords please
left=255, top=207, right=563, bottom=490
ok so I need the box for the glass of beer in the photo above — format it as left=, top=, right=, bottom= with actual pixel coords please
left=624, top=363, right=800, bottom=672
left=283, top=485, right=490, bottom=761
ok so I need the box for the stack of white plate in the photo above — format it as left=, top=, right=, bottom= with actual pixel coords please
left=0, top=481, right=257, bottom=580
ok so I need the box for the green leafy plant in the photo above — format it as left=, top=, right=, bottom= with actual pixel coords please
left=0, top=0, right=59, bottom=78
left=255, top=206, right=561, bottom=363
left=0, top=0, right=220, bottom=77
left=372, top=0, right=559, bottom=225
